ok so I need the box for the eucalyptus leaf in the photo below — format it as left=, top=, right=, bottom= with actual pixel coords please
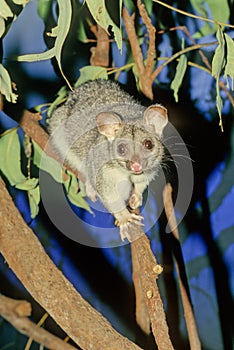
left=17, top=47, right=55, bottom=62
left=170, top=54, right=187, bottom=103
left=17, top=0, right=72, bottom=89
left=32, top=140, right=64, bottom=183
left=75, top=66, right=108, bottom=87
left=0, top=0, right=13, bottom=19
left=37, top=0, right=52, bottom=21
left=0, top=64, right=18, bottom=102
left=77, top=17, right=88, bottom=43
left=123, top=0, right=135, bottom=12
left=0, top=128, right=27, bottom=186
left=16, top=178, right=39, bottom=190
left=0, top=17, right=5, bottom=38
left=86, top=0, right=122, bottom=51
left=28, top=185, right=40, bottom=219
left=191, top=0, right=230, bottom=38
left=47, top=85, right=68, bottom=118
left=67, top=190, right=93, bottom=213
left=212, top=28, right=225, bottom=79
left=64, top=170, right=92, bottom=213
left=224, top=33, right=234, bottom=90
left=211, top=28, right=225, bottom=129
left=13, top=0, right=29, bottom=5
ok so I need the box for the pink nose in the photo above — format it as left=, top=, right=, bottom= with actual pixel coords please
left=131, top=162, right=142, bottom=173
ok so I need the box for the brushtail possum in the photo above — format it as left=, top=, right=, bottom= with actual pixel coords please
left=48, top=80, right=168, bottom=241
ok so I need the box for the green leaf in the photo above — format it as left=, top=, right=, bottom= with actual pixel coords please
left=77, top=17, right=88, bottom=43
left=47, top=85, right=68, bottom=118
left=224, top=33, right=234, bottom=90
left=0, top=64, right=18, bottom=102
left=75, top=66, right=108, bottom=87
left=191, top=0, right=230, bottom=38
left=28, top=185, right=40, bottom=219
left=0, top=128, right=26, bottom=186
left=123, top=0, right=135, bottom=12
left=13, top=0, right=30, bottom=5
left=32, top=140, right=64, bottom=183
left=0, top=17, right=5, bottom=38
left=170, top=54, right=187, bottom=102
left=0, top=0, right=13, bottom=19
left=65, top=171, right=92, bottom=213
left=86, top=0, right=122, bottom=51
left=37, top=0, right=52, bottom=21
left=212, top=28, right=226, bottom=78
left=17, top=0, right=72, bottom=89
left=16, top=178, right=39, bottom=190
left=211, top=28, right=226, bottom=130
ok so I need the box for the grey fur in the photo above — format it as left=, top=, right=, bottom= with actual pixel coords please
left=48, top=79, right=168, bottom=241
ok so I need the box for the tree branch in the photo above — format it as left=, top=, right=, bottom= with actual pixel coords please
left=0, top=295, right=78, bottom=350
left=131, top=233, right=174, bottom=350
left=122, top=6, right=154, bottom=100
left=90, top=24, right=110, bottom=67
left=0, top=177, right=142, bottom=350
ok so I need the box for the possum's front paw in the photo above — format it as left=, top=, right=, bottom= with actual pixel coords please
left=114, top=209, right=144, bottom=241
left=128, top=192, right=143, bottom=209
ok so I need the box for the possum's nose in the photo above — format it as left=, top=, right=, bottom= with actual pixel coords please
left=130, top=156, right=142, bottom=173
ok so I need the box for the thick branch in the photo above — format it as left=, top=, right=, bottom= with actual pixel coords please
left=123, top=6, right=154, bottom=100
left=0, top=295, right=77, bottom=350
left=0, top=177, right=142, bottom=350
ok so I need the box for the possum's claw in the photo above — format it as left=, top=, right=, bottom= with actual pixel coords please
left=114, top=209, right=144, bottom=241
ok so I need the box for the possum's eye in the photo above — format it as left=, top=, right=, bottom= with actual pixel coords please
left=117, top=143, right=127, bottom=156
left=143, top=139, right=154, bottom=150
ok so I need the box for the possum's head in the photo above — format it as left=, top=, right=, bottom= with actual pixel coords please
left=95, top=105, right=168, bottom=174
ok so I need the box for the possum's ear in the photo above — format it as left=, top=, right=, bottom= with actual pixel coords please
left=96, top=112, right=122, bottom=141
left=144, top=105, right=168, bottom=136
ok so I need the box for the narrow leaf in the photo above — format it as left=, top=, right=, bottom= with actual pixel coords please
left=32, top=140, right=64, bottom=183
left=0, top=64, right=18, bottom=102
left=0, top=128, right=26, bottom=186
left=212, top=28, right=225, bottom=130
left=47, top=85, right=68, bottom=118
left=86, top=0, right=122, bottom=51
left=170, top=55, right=187, bottom=102
left=54, top=0, right=72, bottom=89
left=0, top=17, right=5, bottom=38
left=0, top=0, right=13, bottom=19
left=212, top=28, right=226, bottom=78
left=64, top=170, right=92, bottom=212
left=28, top=185, right=40, bottom=218
left=17, top=47, right=55, bottom=62
left=75, top=66, right=108, bottom=87
left=16, top=178, right=39, bottom=190
left=37, top=0, right=52, bottom=20
left=224, top=33, right=234, bottom=90
left=17, top=0, right=72, bottom=89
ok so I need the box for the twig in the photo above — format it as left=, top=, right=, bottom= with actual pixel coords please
left=0, top=177, right=143, bottom=350
left=153, top=0, right=234, bottom=29
left=163, top=183, right=201, bottom=350
left=0, top=295, right=77, bottom=350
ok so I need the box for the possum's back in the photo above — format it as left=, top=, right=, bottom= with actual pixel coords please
left=65, top=79, right=135, bottom=115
